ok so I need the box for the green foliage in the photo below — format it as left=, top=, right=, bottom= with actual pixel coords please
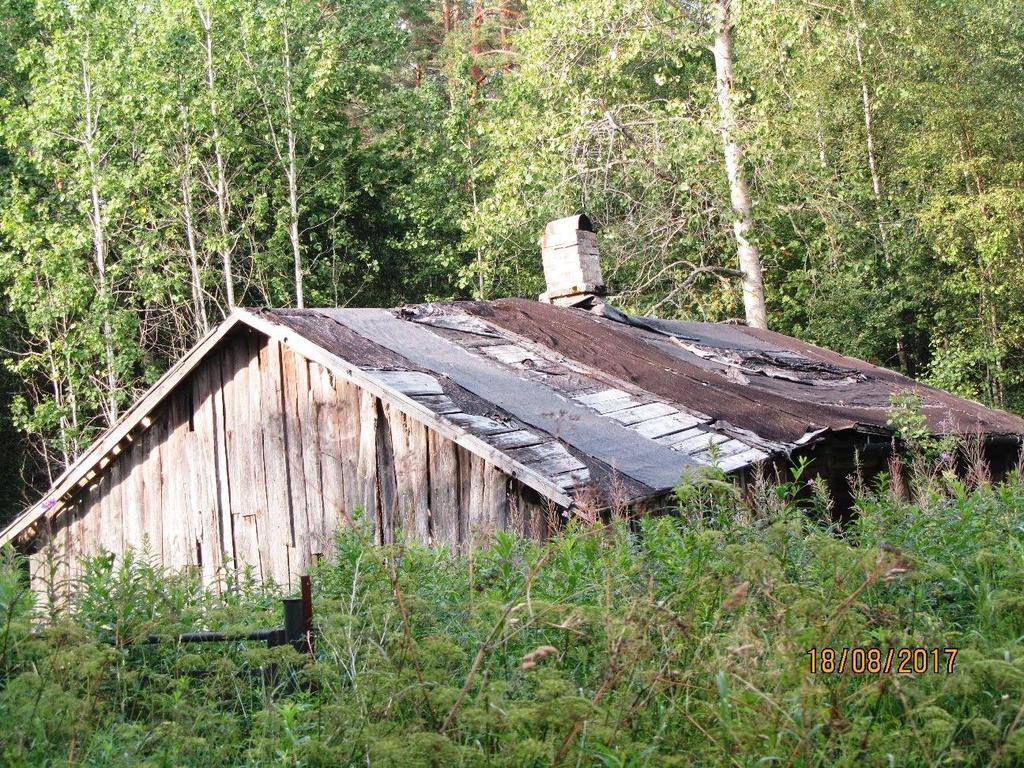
left=1, top=0, right=1024, bottom=525
left=4, top=469, right=1024, bottom=765
left=0, top=0, right=478, bottom=524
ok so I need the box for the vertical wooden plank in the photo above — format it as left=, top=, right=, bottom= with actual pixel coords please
left=260, top=337, right=293, bottom=588
left=383, top=403, right=409, bottom=542
left=28, top=518, right=53, bottom=605
left=296, top=355, right=324, bottom=557
left=466, top=453, right=487, bottom=547
left=65, top=503, right=79, bottom=582
left=182, top=386, right=202, bottom=577
left=512, top=482, right=536, bottom=540
left=91, top=471, right=108, bottom=562
left=409, top=425, right=430, bottom=543
left=59, top=509, right=73, bottom=600
left=280, top=346, right=313, bottom=577
left=163, top=394, right=192, bottom=570
left=222, top=337, right=261, bottom=581
left=356, top=390, right=380, bottom=543
left=312, top=364, right=346, bottom=557
left=107, top=450, right=125, bottom=562
left=183, top=375, right=220, bottom=580
left=457, top=446, right=473, bottom=547
left=452, top=448, right=482, bottom=546
left=190, top=365, right=222, bottom=589
left=60, top=504, right=75, bottom=587
left=73, top=501, right=88, bottom=580
left=44, top=518, right=67, bottom=605
left=337, top=379, right=363, bottom=524
left=142, top=417, right=164, bottom=565
left=209, top=352, right=235, bottom=578
left=84, top=472, right=100, bottom=563
left=77, top=474, right=97, bottom=563
left=82, top=484, right=97, bottom=565
left=122, top=437, right=146, bottom=556
left=244, top=333, right=272, bottom=585
left=482, top=464, right=509, bottom=538
left=54, top=507, right=69, bottom=598
left=428, top=431, right=460, bottom=548
left=375, top=400, right=398, bottom=545
left=385, top=405, right=430, bottom=544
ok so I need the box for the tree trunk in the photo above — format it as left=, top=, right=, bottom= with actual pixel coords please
left=180, top=131, right=210, bottom=336
left=282, top=21, right=303, bottom=308
left=81, top=56, right=119, bottom=424
left=711, top=0, right=767, bottom=329
left=852, top=17, right=891, bottom=267
left=196, top=1, right=236, bottom=310
left=960, top=129, right=1005, bottom=407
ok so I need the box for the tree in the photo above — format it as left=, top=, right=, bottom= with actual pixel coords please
left=0, top=0, right=473, bottom=501
left=711, top=0, right=767, bottom=328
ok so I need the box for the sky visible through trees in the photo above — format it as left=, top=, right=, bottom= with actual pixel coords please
left=0, top=0, right=1022, bottom=522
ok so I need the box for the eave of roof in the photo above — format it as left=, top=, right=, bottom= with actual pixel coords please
left=0, top=312, right=248, bottom=548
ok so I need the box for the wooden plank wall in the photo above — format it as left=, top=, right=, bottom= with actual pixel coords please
left=28, top=329, right=554, bottom=596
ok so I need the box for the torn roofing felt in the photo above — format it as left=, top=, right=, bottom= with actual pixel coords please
left=256, top=297, right=1024, bottom=506
left=457, top=298, right=1024, bottom=441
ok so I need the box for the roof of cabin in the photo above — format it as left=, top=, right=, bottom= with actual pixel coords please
left=4, top=298, right=1023, bottom=547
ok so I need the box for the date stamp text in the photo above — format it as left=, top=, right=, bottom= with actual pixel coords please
left=806, top=647, right=958, bottom=675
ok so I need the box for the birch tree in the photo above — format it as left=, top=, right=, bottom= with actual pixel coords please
left=80, top=50, right=120, bottom=423
left=194, top=0, right=237, bottom=311
left=242, top=9, right=306, bottom=307
left=710, top=0, right=767, bottom=329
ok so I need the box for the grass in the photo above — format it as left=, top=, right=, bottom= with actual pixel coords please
left=3, top=457, right=1024, bottom=766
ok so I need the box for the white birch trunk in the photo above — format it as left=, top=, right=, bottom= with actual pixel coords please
left=179, top=134, right=210, bottom=336
left=712, top=0, right=767, bottom=330
left=282, top=22, right=303, bottom=308
left=852, top=19, right=891, bottom=267
left=196, top=1, right=235, bottom=310
left=81, top=55, right=119, bottom=424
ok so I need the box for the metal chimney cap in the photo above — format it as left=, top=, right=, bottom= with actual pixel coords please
left=544, top=214, right=593, bottom=238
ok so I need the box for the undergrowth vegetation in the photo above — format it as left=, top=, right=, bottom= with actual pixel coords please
left=3, top=458, right=1024, bottom=766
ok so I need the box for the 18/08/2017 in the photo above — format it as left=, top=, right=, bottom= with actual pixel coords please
left=806, top=647, right=958, bottom=674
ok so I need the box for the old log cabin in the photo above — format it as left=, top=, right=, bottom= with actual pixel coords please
left=4, top=215, right=1023, bottom=593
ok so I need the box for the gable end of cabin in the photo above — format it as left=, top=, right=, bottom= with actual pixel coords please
left=24, top=324, right=556, bottom=598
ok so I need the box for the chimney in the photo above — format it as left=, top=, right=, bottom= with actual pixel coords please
left=538, top=214, right=607, bottom=306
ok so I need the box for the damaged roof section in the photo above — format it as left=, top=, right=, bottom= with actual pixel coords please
left=256, top=294, right=1021, bottom=509
left=456, top=299, right=1024, bottom=442
left=258, top=303, right=791, bottom=508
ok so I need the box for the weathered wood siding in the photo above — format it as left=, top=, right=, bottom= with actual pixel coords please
left=28, top=328, right=553, bottom=596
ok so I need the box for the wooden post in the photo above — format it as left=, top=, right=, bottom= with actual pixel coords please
left=300, top=574, right=314, bottom=656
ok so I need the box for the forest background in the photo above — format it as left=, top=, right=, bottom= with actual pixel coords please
left=0, top=0, right=1021, bottom=524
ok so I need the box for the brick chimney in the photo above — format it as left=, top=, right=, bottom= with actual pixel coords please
left=538, top=214, right=606, bottom=305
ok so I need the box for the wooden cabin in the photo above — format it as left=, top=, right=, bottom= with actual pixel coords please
left=4, top=216, right=1023, bottom=595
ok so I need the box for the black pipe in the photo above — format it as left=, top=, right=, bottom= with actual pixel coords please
left=144, top=628, right=279, bottom=645
left=116, top=587, right=314, bottom=652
